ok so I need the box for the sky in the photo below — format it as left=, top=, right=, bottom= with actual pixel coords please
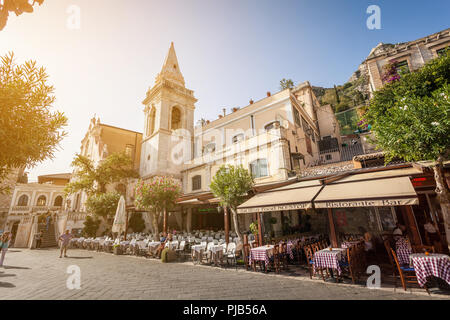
left=1, top=0, right=449, bottom=181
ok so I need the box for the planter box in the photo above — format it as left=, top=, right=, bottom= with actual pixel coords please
left=113, top=247, right=122, bottom=255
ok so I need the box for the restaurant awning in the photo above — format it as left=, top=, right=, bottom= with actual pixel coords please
left=314, top=172, right=419, bottom=208
left=237, top=180, right=322, bottom=214
left=237, top=167, right=421, bottom=213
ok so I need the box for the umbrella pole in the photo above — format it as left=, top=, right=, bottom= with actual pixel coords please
left=124, top=210, right=128, bottom=241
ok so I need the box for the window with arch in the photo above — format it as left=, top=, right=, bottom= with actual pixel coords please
left=249, top=159, right=268, bottom=178
left=75, top=193, right=81, bottom=211
left=171, top=106, right=182, bottom=130
left=147, top=106, right=156, bottom=136
left=192, top=175, right=202, bottom=191
left=36, top=195, right=47, bottom=206
left=54, top=196, right=63, bottom=207
left=17, top=194, right=29, bottom=206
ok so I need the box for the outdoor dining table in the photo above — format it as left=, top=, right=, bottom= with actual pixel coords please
left=313, top=248, right=347, bottom=276
left=249, top=245, right=274, bottom=269
left=341, top=240, right=361, bottom=249
left=191, top=244, right=206, bottom=263
left=209, top=245, right=225, bottom=266
left=409, top=253, right=450, bottom=287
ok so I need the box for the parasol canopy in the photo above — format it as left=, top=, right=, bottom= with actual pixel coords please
left=112, top=196, right=127, bottom=234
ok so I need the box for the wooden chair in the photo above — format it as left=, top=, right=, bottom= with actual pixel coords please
left=390, top=248, right=429, bottom=294
left=383, top=240, right=397, bottom=276
left=279, top=242, right=288, bottom=270
left=295, top=242, right=305, bottom=265
left=243, top=243, right=252, bottom=271
left=271, top=244, right=281, bottom=273
left=303, top=245, right=316, bottom=279
left=412, top=245, right=435, bottom=254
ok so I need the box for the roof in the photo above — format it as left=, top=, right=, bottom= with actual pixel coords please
left=365, top=28, right=450, bottom=61
left=38, top=173, right=72, bottom=180
left=99, top=123, right=142, bottom=135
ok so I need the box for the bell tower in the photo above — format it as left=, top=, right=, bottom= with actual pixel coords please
left=140, top=43, right=197, bottom=179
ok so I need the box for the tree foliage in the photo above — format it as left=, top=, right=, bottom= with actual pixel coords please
left=210, top=165, right=254, bottom=240
left=134, top=176, right=181, bottom=237
left=365, top=51, right=450, bottom=163
left=134, top=176, right=181, bottom=212
left=365, top=51, right=450, bottom=244
left=82, top=215, right=101, bottom=238
left=279, top=78, right=294, bottom=90
left=85, top=191, right=121, bottom=219
left=0, top=52, right=67, bottom=185
left=0, top=0, right=45, bottom=31
left=65, top=151, right=138, bottom=196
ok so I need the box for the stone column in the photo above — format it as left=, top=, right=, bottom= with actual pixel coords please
left=186, top=208, right=192, bottom=233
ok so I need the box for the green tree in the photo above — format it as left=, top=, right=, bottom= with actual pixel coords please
left=85, top=191, right=121, bottom=220
left=134, top=176, right=181, bottom=238
left=365, top=51, right=450, bottom=247
left=279, top=78, right=294, bottom=90
left=0, top=0, right=45, bottom=31
left=65, top=152, right=138, bottom=195
left=82, top=215, right=101, bottom=238
left=210, top=165, right=254, bottom=241
left=128, top=211, right=146, bottom=233
left=0, top=52, right=67, bottom=192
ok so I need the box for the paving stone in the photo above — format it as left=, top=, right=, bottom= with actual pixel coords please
left=0, top=248, right=447, bottom=300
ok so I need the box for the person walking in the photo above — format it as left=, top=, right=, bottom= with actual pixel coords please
left=0, top=232, right=12, bottom=267
left=45, top=214, right=52, bottom=231
left=35, top=231, right=42, bottom=249
left=58, top=230, right=73, bottom=258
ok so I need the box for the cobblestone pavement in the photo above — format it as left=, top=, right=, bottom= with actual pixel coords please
left=0, top=248, right=447, bottom=300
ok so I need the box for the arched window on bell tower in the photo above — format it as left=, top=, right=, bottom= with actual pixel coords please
left=147, top=106, right=157, bottom=136
left=171, top=106, right=182, bottom=131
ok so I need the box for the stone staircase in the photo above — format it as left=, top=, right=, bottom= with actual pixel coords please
left=38, top=223, right=58, bottom=248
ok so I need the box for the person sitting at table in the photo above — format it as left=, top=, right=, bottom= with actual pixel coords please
left=358, top=227, right=374, bottom=253
left=423, top=216, right=442, bottom=252
left=155, top=232, right=172, bottom=259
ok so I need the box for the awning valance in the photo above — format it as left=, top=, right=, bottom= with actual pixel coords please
left=314, top=176, right=418, bottom=208
left=237, top=180, right=322, bottom=214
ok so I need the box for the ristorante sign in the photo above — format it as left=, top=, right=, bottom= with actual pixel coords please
left=314, top=197, right=419, bottom=208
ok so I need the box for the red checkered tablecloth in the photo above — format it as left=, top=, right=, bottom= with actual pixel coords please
left=249, top=245, right=274, bottom=267
left=410, top=253, right=450, bottom=287
left=313, top=248, right=346, bottom=275
left=396, top=238, right=412, bottom=265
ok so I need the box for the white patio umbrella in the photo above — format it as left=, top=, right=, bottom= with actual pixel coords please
left=112, top=196, right=127, bottom=235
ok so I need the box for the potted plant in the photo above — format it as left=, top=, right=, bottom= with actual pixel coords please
left=113, top=244, right=122, bottom=255
left=249, top=222, right=258, bottom=237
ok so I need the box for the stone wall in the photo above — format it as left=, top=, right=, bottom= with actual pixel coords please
left=13, top=216, right=34, bottom=248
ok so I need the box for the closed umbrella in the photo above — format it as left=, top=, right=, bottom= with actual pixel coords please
left=112, top=196, right=127, bottom=236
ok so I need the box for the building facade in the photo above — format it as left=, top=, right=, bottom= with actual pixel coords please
left=363, top=28, right=449, bottom=95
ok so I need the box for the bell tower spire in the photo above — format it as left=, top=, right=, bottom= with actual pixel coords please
left=155, top=42, right=185, bottom=86
left=140, top=43, right=196, bottom=180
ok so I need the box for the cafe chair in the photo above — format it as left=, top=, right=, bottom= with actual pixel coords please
left=390, top=248, right=429, bottom=294
left=383, top=240, right=397, bottom=277
left=243, top=243, right=253, bottom=271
